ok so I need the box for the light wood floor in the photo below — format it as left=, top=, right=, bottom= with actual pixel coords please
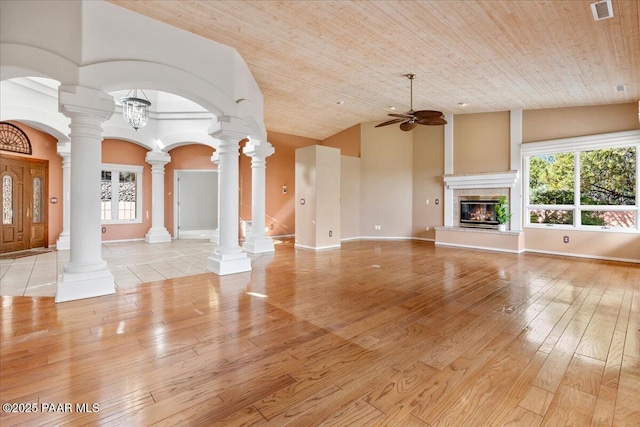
left=1, top=240, right=639, bottom=426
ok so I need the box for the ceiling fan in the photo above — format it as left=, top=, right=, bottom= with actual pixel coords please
left=375, top=74, right=447, bottom=131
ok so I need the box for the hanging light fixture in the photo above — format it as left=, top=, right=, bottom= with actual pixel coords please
left=120, top=89, right=151, bottom=131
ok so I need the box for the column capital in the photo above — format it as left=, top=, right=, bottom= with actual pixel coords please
left=145, top=150, right=171, bottom=166
left=243, top=140, right=275, bottom=158
left=209, top=116, right=251, bottom=142
left=56, top=141, right=71, bottom=158
left=58, top=85, right=115, bottom=122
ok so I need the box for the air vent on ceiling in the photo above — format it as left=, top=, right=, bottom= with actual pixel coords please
left=591, top=0, right=613, bottom=21
left=614, top=84, right=627, bottom=93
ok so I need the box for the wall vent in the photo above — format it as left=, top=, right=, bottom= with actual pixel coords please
left=591, top=0, right=613, bottom=21
left=614, top=84, right=627, bottom=92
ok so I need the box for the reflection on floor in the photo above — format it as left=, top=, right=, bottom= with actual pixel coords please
left=0, top=240, right=222, bottom=297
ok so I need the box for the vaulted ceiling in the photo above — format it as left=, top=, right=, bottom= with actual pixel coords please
left=110, top=0, right=640, bottom=140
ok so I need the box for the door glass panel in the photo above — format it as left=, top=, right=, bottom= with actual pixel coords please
left=2, top=175, right=12, bottom=225
left=33, top=177, right=42, bottom=223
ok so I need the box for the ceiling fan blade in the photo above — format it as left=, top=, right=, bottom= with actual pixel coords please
left=413, top=110, right=443, bottom=119
left=387, top=113, right=412, bottom=119
left=400, top=121, right=418, bottom=131
left=375, top=118, right=405, bottom=128
left=417, top=116, right=448, bottom=126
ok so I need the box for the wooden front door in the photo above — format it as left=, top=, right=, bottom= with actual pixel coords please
left=1, top=154, right=48, bottom=253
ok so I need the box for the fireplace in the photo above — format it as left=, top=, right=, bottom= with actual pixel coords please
left=459, top=199, right=499, bottom=229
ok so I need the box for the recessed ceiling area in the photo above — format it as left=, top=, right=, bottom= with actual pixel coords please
left=109, top=1, right=638, bottom=139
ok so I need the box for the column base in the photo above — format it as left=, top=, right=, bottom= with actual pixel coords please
left=145, top=228, right=172, bottom=243
left=243, top=236, right=275, bottom=254
left=207, top=251, right=251, bottom=275
left=55, top=268, right=115, bottom=303
left=56, top=233, right=70, bottom=250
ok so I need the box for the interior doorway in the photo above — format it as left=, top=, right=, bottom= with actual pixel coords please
left=174, top=170, right=217, bottom=239
left=1, top=154, right=48, bottom=253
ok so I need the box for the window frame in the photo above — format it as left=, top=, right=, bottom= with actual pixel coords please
left=101, top=163, right=143, bottom=225
left=522, top=130, right=639, bottom=233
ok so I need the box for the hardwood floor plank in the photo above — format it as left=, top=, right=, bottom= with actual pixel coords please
left=541, top=385, right=596, bottom=426
left=560, top=354, right=605, bottom=396
left=519, top=385, right=555, bottom=416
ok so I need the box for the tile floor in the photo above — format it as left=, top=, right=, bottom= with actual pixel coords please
left=0, top=240, right=226, bottom=297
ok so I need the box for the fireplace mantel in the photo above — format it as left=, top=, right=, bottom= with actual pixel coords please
left=443, top=170, right=519, bottom=190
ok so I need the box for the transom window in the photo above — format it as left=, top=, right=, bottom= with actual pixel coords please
left=101, top=164, right=143, bottom=224
left=523, top=131, right=639, bottom=232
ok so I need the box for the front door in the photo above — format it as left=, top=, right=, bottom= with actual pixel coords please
left=1, top=154, right=48, bottom=253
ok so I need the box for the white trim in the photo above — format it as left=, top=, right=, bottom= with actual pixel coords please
left=521, top=129, right=640, bottom=156
left=443, top=170, right=519, bottom=190
left=434, top=241, right=524, bottom=254
left=101, top=238, right=146, bottom=243
left=294, top=243, right=341, bottom=250
left=525, top=248, right=639, bottom=264
left=359, top=236, right=415, bottom=241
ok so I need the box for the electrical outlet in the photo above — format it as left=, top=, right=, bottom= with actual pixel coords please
left=374, top=225, right=381, bottom=230
left=425, top=226, right=430, bottom=231
left=426, top=199, right=430, bottom=204
left=563, top=236, right=569, bottom=243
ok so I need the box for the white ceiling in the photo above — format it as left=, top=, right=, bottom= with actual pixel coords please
left=111, top=0, right=639, bottom=140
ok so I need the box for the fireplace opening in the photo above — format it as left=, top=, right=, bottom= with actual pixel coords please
left=460, top=199, right=499, bottom=229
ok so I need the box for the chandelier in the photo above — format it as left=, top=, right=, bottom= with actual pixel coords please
left=120, top=89, right=151, bottom=131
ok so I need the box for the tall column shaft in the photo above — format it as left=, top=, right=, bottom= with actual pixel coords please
left=67, top=114, right=107, bottom=270
left=145, top=151, right=172, bottom=243
left=56, top=85, right=115, bottom=303
left=242, top=140, right=275, bottom=253
left=210, top=153, right=220, bottom=244
left=217, top=138, right=243, bottom=254
left=206, top=118, right=251, bottom=275
left=56, top=141, right=71, bottom=250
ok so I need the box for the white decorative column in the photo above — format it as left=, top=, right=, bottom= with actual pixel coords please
left=443, top=113, right=455, bottom=227
left=145, top=150, right=172, bottom=243
left=207, top=118, right=251, bottom=275
left=55, top=86, right=115, bottom=303
left=210, top=152, right=220, bottom=244
left=242, top=140, right=275, bottom=253
left=510, top=109, right=523, bottom=232
left=56, top=140, right=71, bottom=250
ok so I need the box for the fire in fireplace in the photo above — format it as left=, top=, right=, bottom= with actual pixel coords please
left=460, top=199, right=499, bottom=229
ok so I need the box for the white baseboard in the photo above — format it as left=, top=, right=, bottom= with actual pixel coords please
left=435, top=241, right=524, bottom=254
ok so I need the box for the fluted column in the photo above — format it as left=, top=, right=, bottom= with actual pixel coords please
left=207, top=117, right=251, bottom=275
left=242, top=140, right=275, bottom=253
left=56, top=85, right=115, bottom=303
left=56, top=141, right=71, bottom=250
left=210, top=152, right=221, bottom=244
left=145, top=151, right=172, bottom=243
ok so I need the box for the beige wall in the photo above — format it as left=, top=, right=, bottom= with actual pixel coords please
left=264, top=131, right=319, bottom=236
left=165, top=144, right=216, bottom=237
left=454, top=111, right=510, bottom=174
left=341, top=156, right=360, bottom=239
left=412, top=124, right=445, bottom=240
left=360, top=121, right=413, bottom=237
left=101, top=139, right=152, bottom=241
left=322, top=124, right=361, bottom=157
left=5, top=122, right=62, bottom=247
left=523, top=103, right=640, bottom=142
left=525, top=228, right=639, bottom=262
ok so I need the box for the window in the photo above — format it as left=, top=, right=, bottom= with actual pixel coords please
left=523, top=131, right=639, bottom=232
left=100, top=164, right=143, bottom=223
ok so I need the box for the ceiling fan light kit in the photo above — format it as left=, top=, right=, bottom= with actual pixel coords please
left=375, top=74, right=447, bottom=131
